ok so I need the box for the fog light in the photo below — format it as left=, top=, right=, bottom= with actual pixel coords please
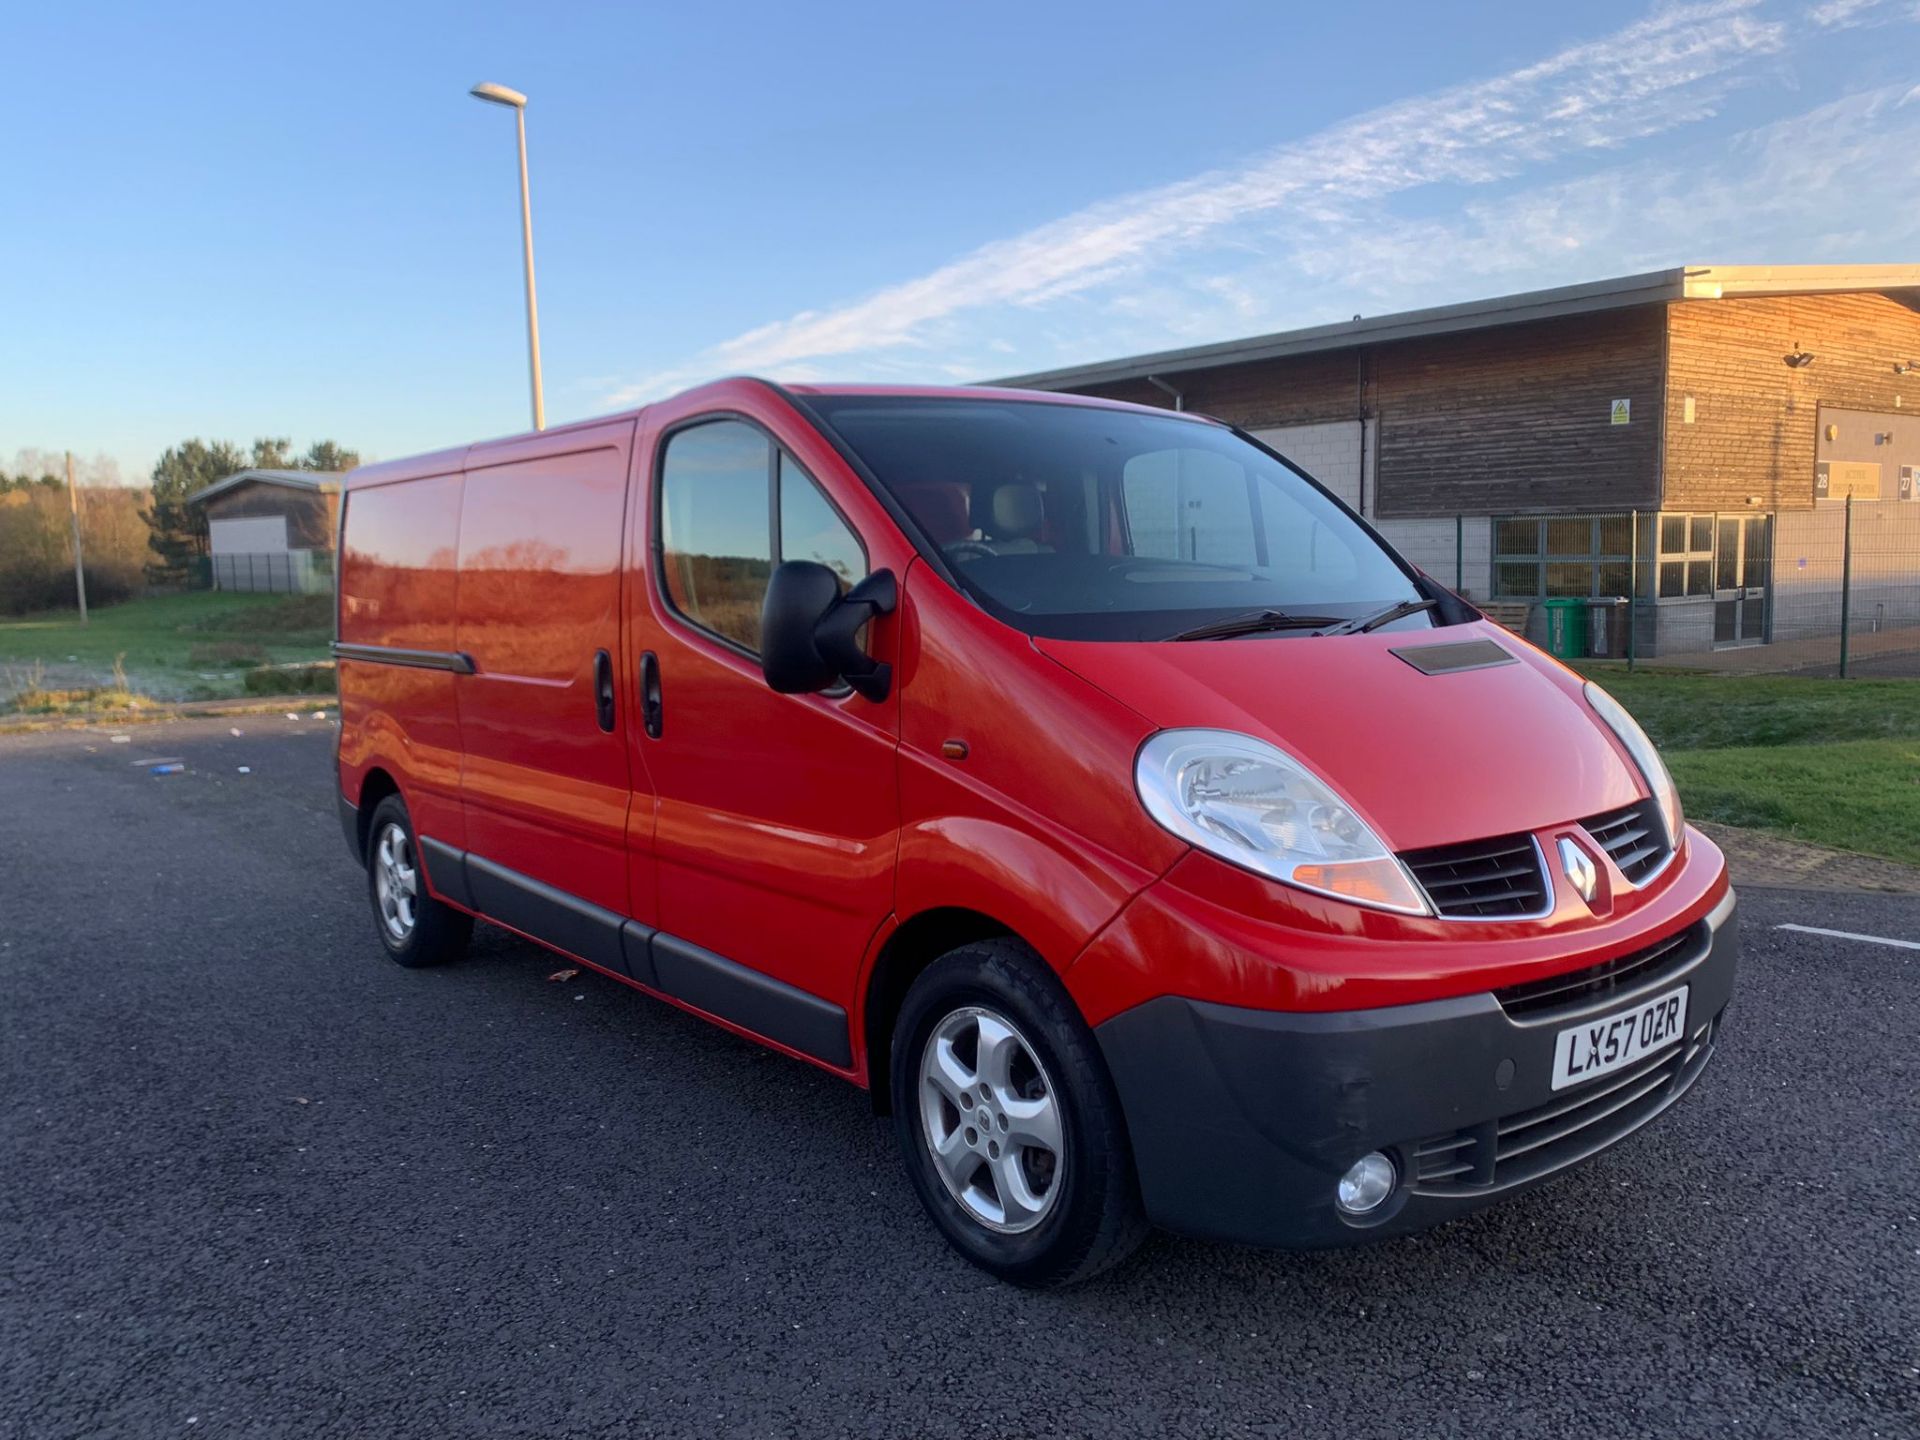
left=1335, top=1152, right=1397, bottom=1215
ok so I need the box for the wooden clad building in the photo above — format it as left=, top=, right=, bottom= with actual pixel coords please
left=994, top=265, right=1920, bottom=654
left=189, top=468, right=343, bottom=594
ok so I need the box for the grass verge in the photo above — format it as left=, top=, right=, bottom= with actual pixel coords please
left=1574, top=661, right=1920, bottom=865
left=1668, top=739, right=1920, bottom=868
left=0, top=592, right=332, bottom=707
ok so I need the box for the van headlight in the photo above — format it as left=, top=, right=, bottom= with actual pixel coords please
left=1583, top=682, right=1682, bottom=848
left=1135, top=729, right=1429, bottom=916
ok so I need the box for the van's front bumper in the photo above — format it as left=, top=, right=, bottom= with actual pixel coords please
left=1094, top=889, right=1737, bottom=1249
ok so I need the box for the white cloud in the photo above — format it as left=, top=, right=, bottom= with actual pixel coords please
left=604, top=0, right=1788, bottom=404
left=1245, top=83, right=1920, bottom=299
left=1804, top=0, right=1914, bottom=27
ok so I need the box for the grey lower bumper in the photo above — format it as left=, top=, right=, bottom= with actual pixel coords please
left=1095, top=891, right=1739, bottom=1249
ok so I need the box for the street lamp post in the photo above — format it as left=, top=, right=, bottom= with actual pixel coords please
left=470, top=81, right=545, bottom=431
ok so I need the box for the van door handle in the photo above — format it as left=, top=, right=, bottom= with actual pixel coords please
left=639, top=651, right=663, bottom=739
left=593, top=649, right=616, bottom=733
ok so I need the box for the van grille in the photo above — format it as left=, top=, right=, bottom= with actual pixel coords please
left=1401, top=833, right=1549, bottom=919
left=1411, top=1015, right=1716, bottom=1194
left=1581, top=800, right=1670, bottom=885
left=1492, top=922, right=1705, bottom=1021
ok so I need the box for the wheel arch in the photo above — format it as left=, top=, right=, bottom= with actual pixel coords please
left=861, top=906, right=1024, bottom=1115
left=353, top=766, right=401, bottom=861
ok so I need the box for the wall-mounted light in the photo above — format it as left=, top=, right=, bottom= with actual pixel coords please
left=1896, top=361, right=1920, bottom=375
left=1826, top=423, right=1840, bottom=441
left=1784, top=350, right=1815, bottom=369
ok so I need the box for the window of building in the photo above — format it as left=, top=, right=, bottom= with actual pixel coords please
left=1492, top=516, right=1643, bottom=599
left=1655, top=513, right=1716, bottom=598
left=660, top=421, right=866, bottom=654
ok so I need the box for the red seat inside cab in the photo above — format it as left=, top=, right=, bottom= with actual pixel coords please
left=896, top=482, right=972, bottom=546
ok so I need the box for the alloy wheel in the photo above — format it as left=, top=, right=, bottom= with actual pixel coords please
left=917, top=1005, right=1064, bottom=1233
left=374, top=822, right=419, bottom=941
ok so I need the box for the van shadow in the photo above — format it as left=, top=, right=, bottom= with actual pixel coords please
left=438, top=922, right=1735, bottom=1324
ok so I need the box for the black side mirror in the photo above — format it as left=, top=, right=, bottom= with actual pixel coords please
left=761, top=562, right=898, bottom=701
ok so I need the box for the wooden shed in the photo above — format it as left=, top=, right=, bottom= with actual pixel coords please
left=189, top=469, right=342, bottom=593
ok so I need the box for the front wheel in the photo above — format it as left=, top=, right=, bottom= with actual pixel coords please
left=891, top=939, right=1147, bottom=1286
left=365, top=794, right=472, bottom=968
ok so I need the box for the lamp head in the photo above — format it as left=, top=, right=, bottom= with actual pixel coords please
left=470, top=82, right=528, bottom=108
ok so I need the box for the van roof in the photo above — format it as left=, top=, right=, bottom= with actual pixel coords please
left=342, top=380, right=1188, bottom=490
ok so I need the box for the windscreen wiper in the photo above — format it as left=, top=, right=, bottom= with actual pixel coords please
left=1316, top=598, right=1437, bottom=636
left=1168, top=608, right=1345, bottom=642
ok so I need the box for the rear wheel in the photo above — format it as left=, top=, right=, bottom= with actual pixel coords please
left=891, top=939, right=1147, bottom=1286
left=365, top=794, right=472, bottom=968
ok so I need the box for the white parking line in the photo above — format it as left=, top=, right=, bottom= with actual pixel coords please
left=1774, top=923, right=1920, bottom=952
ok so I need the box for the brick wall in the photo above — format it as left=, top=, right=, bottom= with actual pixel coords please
left=1371, top=516, right=1494, bottom=599
left=1247, top=419, right=1373, bottom=513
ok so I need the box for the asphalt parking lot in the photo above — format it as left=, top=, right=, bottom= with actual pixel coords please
left=3, top=715, right=1917, bottom=1439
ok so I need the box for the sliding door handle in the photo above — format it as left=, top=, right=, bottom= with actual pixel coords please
left=639, top=651, right=663, bottom=739
left=593, top=650, right=616, bottom=733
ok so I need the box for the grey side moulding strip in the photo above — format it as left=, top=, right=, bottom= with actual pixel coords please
left=413, top=843, right=850, bottom=1068
left=416, top=837, right=475, bottom=911
left=465, top=853, right=628, bottom=976
left=331, top=642, right=476, bottom=674
left=651, top=933, right=853, bottom=1069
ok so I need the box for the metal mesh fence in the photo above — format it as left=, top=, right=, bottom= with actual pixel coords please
left=206, top=550, right=333, bottom=595
left=1387, top=501, right=1920, bottom=678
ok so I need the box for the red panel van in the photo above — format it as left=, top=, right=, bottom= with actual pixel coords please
left=335, top=380, right=1736, bottom=1285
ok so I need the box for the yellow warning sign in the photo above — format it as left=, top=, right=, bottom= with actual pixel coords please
left=1610, top=399, right=1631, bottom=425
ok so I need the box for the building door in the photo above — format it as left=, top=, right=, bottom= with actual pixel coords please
left=1713, top=514, right=1771, bottom=646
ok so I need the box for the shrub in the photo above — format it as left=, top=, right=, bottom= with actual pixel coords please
left=242, top=662, right=337, bottom=696
left=0, top=486, right=149, bottom=614
left=186, top=640, right=271, bottom=668
left=195, top=593, right=333, bottom=636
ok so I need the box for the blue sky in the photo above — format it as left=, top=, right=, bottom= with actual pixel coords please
left=5, top=0, right=1918, bottom=484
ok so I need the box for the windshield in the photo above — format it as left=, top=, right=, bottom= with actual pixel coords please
left=802, top=395, right=1428, bottom=641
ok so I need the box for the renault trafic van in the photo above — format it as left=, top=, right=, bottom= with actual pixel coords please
left=334, top=380, right=1736, bottom=1286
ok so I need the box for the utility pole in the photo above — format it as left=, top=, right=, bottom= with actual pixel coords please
left=65, top=450, right=88, bottom=624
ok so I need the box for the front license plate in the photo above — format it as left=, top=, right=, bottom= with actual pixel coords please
left=1550, top=985, right=1689, bottom=1092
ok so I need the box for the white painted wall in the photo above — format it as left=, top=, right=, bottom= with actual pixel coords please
left=208, top=515, right=289, bottom=554
left=1250, top=420, right=1374, bottom=515
left=1772, top=500, right=1920, bottom=642
left=1371, top=517, right=1494, bottom=600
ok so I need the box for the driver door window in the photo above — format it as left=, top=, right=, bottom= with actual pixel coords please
left=659, top=421, right=866, bottom=654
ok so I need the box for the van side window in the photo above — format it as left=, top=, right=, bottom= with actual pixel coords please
left=659, top=422, right=868, bottom=655
left=777, top=452, right=867, bottom=591
left=660, top=421, right=776, bottom=651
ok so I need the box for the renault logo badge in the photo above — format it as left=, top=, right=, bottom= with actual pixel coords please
left=1558, top=837, right=1598, bottom=903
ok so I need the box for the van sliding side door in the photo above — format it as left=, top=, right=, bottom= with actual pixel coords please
left=451, top=420, right=642, bottom=940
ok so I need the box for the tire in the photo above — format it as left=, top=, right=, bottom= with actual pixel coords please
left=365, top=794, right=473, bottom=968
left=891, top=939, right=1148, bottom=1287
